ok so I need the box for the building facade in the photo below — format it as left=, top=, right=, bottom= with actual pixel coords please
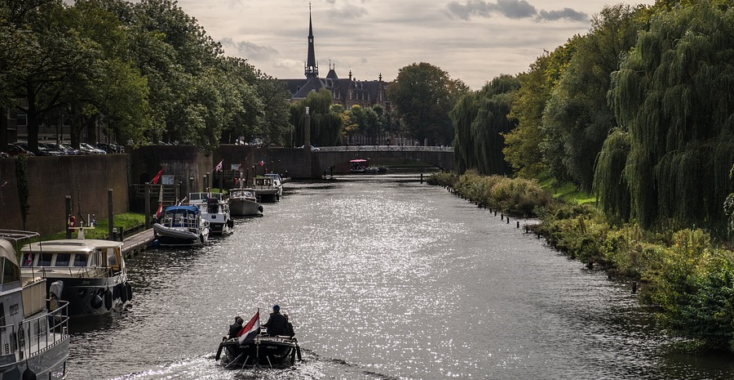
left=281, top=8, right=390, bottom=112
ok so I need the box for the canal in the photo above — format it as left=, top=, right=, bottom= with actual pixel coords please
left=68, top=175, right=734, bottom=379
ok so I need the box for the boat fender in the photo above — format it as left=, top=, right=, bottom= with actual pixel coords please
left=258, top=205, right=263, bottom=213
left=22, top=367, right=37, bottom=380
left=104, top=289, right=113, bottom=310
left=227, top=219, right=234, bottom=228
left=126, top=282, right=133, bottom=301
left=215, top=343, right=224, bottom=361
left=91, top=294, right=104, bottom=309
left=119, top=284, right=128, bottom=303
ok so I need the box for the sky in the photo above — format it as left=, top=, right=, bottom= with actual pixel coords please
left=174, top=0, right=657, bottom=90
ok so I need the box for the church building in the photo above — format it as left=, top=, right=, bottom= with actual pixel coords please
left=281, top=7, right=390, bottom=112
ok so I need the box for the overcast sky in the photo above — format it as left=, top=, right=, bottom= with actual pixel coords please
left=175, top=0, right=656, bottom=90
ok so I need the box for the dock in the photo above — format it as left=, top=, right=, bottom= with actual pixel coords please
left=122, top=228, right=155, bottom=257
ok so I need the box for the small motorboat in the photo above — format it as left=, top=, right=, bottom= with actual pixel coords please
left=20, top=237, right=133, bottom=316
left=0, top=230, right=70, bottom=378
left=252, top=177, right=280, bottom=202
left=153, top=205, right=210, bottom=246
left=216, top=330, right=300, bottom=369
left=229, top=188, right=263, bottom=216
left=188, top=192, right=234, bottom=235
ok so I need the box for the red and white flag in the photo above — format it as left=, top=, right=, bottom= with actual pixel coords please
left=215, top=160, right=223, bottom=172
left=237, top=311, right=260, bottom=344
left=152, top=166, right=165, bottom=185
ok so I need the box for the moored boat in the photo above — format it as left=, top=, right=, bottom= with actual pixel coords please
left=189, top=192, right=234, bottom=235
left=228, top=188, right=263, bottom=216
left=252, top=177, right=280, bottom=202
left=0, top=230, right=70, bottom=379
left=20, top=237, right=133, bottom=316
left=264, top=173, right=284, bottom=199
left=153, top=205, right=210, bottom=246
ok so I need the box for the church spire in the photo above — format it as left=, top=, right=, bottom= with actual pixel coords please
left=305, top=3, right=318, bottom=79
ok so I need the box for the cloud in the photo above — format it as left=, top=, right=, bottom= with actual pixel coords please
left=326, top=3, right=368, bottom=20
left=220, top=38, right=279, bottom=60
left=274, top=59, right=303, bottom=70
left=537, top=8, right=588, bottom=22
left=446, top=0, right=587, bottom=22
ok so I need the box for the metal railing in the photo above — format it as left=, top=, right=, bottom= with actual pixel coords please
left=315, top=145, right=454, bottom=152
left=2, top=299, right=69, bottom=360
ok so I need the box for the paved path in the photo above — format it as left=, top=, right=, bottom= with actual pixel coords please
left=122, top=228, right=154, bottom=257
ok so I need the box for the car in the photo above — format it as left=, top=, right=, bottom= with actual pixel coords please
left=80, top=142, right=106, bottom=154
left=0, top=151, right=9, bottom=159
left=6, top=144, right=35, bottom=157
left=297, top=145, right=320, bottom=151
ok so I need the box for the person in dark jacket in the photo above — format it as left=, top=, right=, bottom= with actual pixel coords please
left=284, top=313, right=295, bottom=338
left=262, top=305, right=287, bottom=336
left=228, top=316, right=244, bottom=338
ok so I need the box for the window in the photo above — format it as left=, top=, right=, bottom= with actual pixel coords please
left=38, top=253, right=53, bottom=267
left=73, top=254, right=88, bottom=267
left=20, top=254, right=33, bottom=267
left=107, top=249, right=118, bottom=267
left=54, top=254, right=71, bottom=267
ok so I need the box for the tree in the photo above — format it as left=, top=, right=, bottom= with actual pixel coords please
left=541, top=5, right=642, bottom=192
left=387, top=62, right=461, bottom=146
left=450, top=75, right=519, bottom=175
left=606, top=0, right=734, bottom=229
left=289, top=89, right=343, bottom=147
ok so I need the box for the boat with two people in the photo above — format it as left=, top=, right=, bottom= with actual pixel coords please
left=153, top=205, right=210, bottom=246
left=188, top=192, right=234, bottom=235
left=264, top=173, right=284, bottom=199
left=20, top=233, right=133, bottom=316
left=228, top=187, right=263, bottom=217
left=252, top=177, right=280, bottom=202
left=215, top=308, right=301, bottom=369
left=0, top=230, right=70, bottom=379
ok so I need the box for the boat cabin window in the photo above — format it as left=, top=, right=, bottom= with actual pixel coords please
left=107, top=248, right=118, bottom=267
left=73, top=254, right=88, bottom=267
left=54, top=253, right=71, bottom=267
left=38, top=253, right=53, bottom=267
left=2, top=258, right=19, bottom=284
left=0, top=303, right=5, bottom=331
left=20, top=253, right=33, bottom=267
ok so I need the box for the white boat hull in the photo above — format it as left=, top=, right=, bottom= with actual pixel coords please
left=153, top=223, right=207, bottom=246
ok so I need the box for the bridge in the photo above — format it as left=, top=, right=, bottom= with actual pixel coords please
left=314, top=145, right=453, bottom=171
left=216, top=145, right=455, bottom=179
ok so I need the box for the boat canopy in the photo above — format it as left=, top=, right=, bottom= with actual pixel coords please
left=350, top=159, right=367, bottom=163
left=165, top=205, right=200, bottom=214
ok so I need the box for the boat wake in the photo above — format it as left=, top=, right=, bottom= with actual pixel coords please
left=108, top=349, right=400, bottom=380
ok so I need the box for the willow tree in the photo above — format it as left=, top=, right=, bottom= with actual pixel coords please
left=607, top=1, right=734, bottom=229
left=450, top=75, right=519, bottom=175
left=542, top=5, right=643, bottom=192
left=289, top=89, right=343, bottom=147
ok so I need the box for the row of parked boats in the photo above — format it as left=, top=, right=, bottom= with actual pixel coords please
left=0, top=174, right=289, bottom=377
left=153, top=173, right=284, bottom=246
left=0, top=227, right=135, bottom=378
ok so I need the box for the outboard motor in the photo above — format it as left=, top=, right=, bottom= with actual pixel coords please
left=49, top=281, right=63, bottom=301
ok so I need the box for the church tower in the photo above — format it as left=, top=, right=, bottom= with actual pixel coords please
left=304, top=4, right=318, bottom=79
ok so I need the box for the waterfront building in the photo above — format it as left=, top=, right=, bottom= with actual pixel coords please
left=280, top=7, right=390, bottom=112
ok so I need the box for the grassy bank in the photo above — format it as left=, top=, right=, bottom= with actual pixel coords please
left=428, top=171, right=734, bottom=353
left=40, top=213, right=146, bottom=241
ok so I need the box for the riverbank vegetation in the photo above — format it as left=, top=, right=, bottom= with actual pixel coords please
left=0, top=0, right=292, bottom=153
left=432, top=0, right=734, bottom=353
left=38, top=212, right=145, bottom=241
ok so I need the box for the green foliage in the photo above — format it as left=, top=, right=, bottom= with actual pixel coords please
left=608, top=1, right=734, bottom=230
left=290, top=89, right=343, bottom=147
left=388, top=62, right=464, bottom=145
left=442, top=170, right=552, bottom=217
left=426, top=172, right=457, bottom=187
left=14, top=155, right=29, bottom=230
left=451, top=75, right=519, bottom=175
left=542, top=5, right=643, bottom=192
